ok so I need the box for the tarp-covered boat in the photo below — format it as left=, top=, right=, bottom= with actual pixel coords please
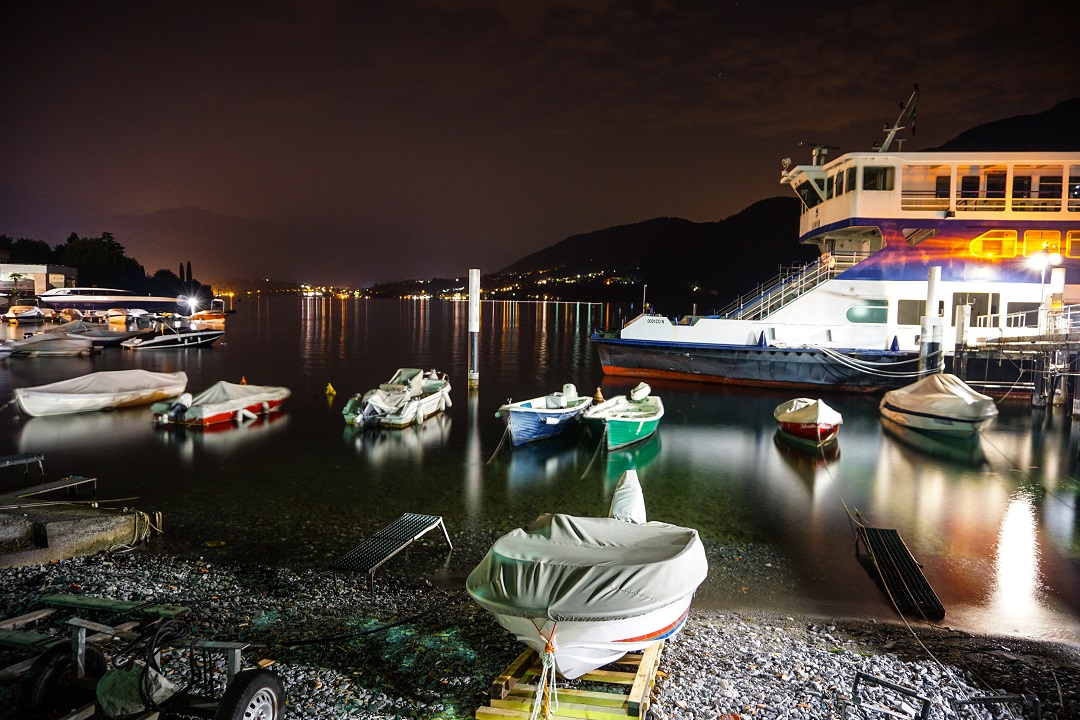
left=774, top=397, right=843, bottom=450
left=152, top=380, right=290, bottom=426
left=14, top=369, right=188, bottom=417
left=467, top=469, right=707, bottom=680
left=7, top=333, right=94, bottom=357
left=496, top=383, right=592, bottom=446
left=880, top=373, right=997, bottom=436
left=342, top=368, right=451, bottom=427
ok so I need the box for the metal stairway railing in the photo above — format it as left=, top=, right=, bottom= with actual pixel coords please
left=717, top=252, right=866, bottom=321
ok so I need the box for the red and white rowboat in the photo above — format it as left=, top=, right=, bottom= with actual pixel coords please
left=774, top=397, right=843, bottom=450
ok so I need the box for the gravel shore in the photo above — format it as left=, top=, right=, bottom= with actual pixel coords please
left=1, top=552, right=1078, bottom=720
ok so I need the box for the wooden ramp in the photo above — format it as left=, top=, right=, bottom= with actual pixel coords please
left=477, top=641, right=663, bottom=719
left=856, top=527, right=945, bottom=621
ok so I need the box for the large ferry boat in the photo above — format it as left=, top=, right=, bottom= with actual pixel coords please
left=37, top=287, right=187, bottom=318
left=592, top=90, right=1080, bottom=394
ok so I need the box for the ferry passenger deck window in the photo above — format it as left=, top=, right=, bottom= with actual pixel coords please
left=862, top=167, right=894, bottom=191
left=1070, top=170, right=1080, bottom=211
left=960, top=176, right=980, bottom=198
left=846, top=299, right=888, bottom=323
left=951, top=293, right=998, bottom=327
left=845, top=167, right=856, bottom=194
left=1013, top=175, right=1032, bottom=198
left=1066, top=231, right=1080, bottom=258
left=935, top=176, right=950, bottom=198
left=897, top=299, right=925, bottom=326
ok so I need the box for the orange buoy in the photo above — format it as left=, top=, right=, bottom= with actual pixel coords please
left=240, top=376, right=248, bottom=385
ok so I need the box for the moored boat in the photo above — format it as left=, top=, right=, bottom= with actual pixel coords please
left=342, top=368, right=452, bottom=427
left=583, top=382, right=663, bottom=450
left=7, top=333, right=93, bottom=357
left=591, top=90, right=1080, bottom=396
left=466, top=469, right=707, bottom=680
left=13, top=370, right=188, bottom=417
left=120, top=325, right=224, bottom=349
left=495, top=383, right=592, bottom=446
left=152, top=380, right=291, bottom=426
left=879, top=373, right=998, bottom=436
left=3, top=305, right=46, bottom=324
left=773, top=397, right=842, bottom=450
left=37, top=287, right=184, bottom=319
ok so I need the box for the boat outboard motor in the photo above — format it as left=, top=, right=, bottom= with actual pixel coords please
left=168, top=392, right=193, bottom=422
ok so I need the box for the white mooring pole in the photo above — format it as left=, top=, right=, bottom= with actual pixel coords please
left=468, top=269, right=480, bottom=388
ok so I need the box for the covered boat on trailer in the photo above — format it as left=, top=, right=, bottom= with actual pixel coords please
left=467, top=469, right=707, bottom=680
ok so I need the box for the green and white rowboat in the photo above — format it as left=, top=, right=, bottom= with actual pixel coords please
left=584, top=383, right=664, bottom=450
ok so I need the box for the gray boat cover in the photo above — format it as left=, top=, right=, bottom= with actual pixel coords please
left=466, top=512, right=707, bottom=622
left=882, top=373, right=998, bottom=421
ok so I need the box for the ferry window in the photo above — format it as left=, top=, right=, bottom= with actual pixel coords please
left=1012, top=175, right=1031, bottom=199
left=862, top=166, right=894, bottom=191
left=1006, top=302, right=1040, bottom=328
left=845, top=167, right=856, bottom=194
left=795, top=178, right=824, bottom=209
left=1066, top=231, right=1080, bottom=258
left=960, top=176, right=980, bottom=198
left=952, top=292, right=999, bottom=327
left=1023, top=230, right=1061, bottom=255
left=846, top=299, right=888, bottom=324
left=968, top=230, right=1017, bottom=259
left=897, top=299, right=925, bottom=326
left=835, top=170, right=845, bottom=195
left=935, top=176, right=950, bottom=198
left=1070, top=170, right=1080, bottom=211
left=826, top=175, right=835, bottom=199
left=986, top=172, right=1006, bottom=198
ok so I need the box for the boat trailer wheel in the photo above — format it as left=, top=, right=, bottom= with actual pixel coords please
left=214, top=669, right=285, bottom=720
left=16, top=642, right=107, bottom=720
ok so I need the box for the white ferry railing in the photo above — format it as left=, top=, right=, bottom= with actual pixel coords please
left=975, top=306, right=1080, bottom=334
left=717, top=251, right=867, bottom=321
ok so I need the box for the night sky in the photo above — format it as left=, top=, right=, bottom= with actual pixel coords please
left=1, top=1, right=1074, bottom=286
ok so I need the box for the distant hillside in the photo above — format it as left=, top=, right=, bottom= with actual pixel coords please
left=502, top=197, right=816, bottom=310
left=926, top=97, right=1080, bottom=151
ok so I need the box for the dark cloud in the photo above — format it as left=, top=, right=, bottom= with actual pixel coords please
left=1, top=1, right=1072, bottom=285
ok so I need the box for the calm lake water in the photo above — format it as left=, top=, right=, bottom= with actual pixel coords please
left=2, top=297, right=1079, bottom=645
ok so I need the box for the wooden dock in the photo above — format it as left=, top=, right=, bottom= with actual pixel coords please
left=476, top=641, right=663, bottom=719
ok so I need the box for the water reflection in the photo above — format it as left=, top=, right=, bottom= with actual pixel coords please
left=880, top=417, right=986, bottom=466
left=155, top=414, right=290, bottom=465
left=16, top=408, right=155, bottom=454
left=344, top=414, right=452, bottom=466
left=505, top=435, right=584, bottom=495
left=991, top=491, right=1041, bottom=627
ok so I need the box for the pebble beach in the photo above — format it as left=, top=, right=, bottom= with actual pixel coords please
left=1, top=550, right=1078, bottom=720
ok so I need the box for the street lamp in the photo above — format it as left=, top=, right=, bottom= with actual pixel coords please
left=642, top=284, right=648, bottom=314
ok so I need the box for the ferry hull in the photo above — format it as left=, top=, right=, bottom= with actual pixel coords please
left=593, top=337, right=919, bottom=393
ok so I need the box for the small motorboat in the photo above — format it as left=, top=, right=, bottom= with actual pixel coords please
left=774, top=397, right=843, bottom=450
left=7, top=333, right=94, bottom=357
left=342, top=368, right=452, bottom=427
left=120, top=324, right=224, bottom=350
left=495, top=383, right=592, bottom=446
left=3, top=305, right=46, bottom=324
left=583, top=382, right=663, bottom=450
left=152, top=380, right=291, bottom=426
left=467, top=469, right=707, bottom=680
left=13, top=370, right=188, bottom=417
left=880, top=373, right=998, bottom=436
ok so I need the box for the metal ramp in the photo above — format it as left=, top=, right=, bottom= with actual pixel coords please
left=856, top=527, right=945, bottom=621
left=330, top=513, right=452, bottom=585
left=0, top=453, right=45, bottom=483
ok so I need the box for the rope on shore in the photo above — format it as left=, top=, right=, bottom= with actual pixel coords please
left=264, top=589, right=471, bottom=648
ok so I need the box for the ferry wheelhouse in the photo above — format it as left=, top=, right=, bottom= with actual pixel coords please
left=592, top=94, right=1080, bottom=393
left=37, top=287, right=186, bottom=319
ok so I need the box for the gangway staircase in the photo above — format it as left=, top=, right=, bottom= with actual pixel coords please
left=717, top=252, right=865, bottom=321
